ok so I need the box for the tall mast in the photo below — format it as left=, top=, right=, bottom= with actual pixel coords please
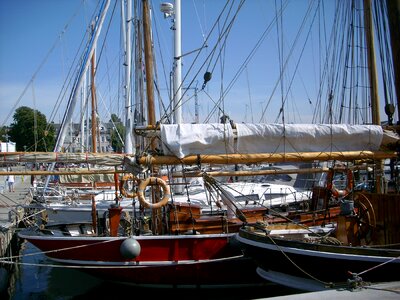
left=53, top=0, right=110, bottom=153
left=134, top=1, right=145, bottom=153
left=90, top=47, right=97, bottom=153
left=173, top=0, right=182, bottom=124
left=161, top=1, right=183, bottom=193
left=142, top=0, right=156, bottom=150
left=44, top=0, right=110, bottom=189
left=80, top=73, right=87, bottom=153
left=364, top=0, right=382, bottom=192
left=363, top=0, right=380, bottom=125
left=143, top=0, right=162, bottom=234
left=386, top=0, right=400, bottom=122
left=123, top=0, right=134, bottom=154
left=173, top=0, right=183, bottom=193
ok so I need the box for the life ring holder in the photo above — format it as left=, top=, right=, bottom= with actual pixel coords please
left=326, top=168, right=353, bottom=198
left=137, top=177, right=171, bottom=209
left=119, top=174, right=139, bottom=198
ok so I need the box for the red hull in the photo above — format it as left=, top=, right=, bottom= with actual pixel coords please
left=19, top=231, right=263, bottom=287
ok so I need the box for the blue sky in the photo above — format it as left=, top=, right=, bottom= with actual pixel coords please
left=2, top=0, right=384, bottom=130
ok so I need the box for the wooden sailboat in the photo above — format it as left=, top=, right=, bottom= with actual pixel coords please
left=16, top=0, right=269, bottom=288
left=12, top=0, right=400, bottom=290
left=235, top=0, right=400, bottom=292
left=236, top=183, right=400, bottom=290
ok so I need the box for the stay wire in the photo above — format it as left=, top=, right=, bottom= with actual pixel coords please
left=0, top=1, right=88, bottom=128
left=160, top=0, right=236, bottom=124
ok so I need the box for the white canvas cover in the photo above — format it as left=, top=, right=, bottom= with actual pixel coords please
left=161, top=123, right=384, bottom=158
left=235, top=123, right=383, bottom=153
left=160, top=123, right=235, bottom=158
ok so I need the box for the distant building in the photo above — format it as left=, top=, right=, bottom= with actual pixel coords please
left=53, top=121, right=114, bottom=153
left=0, top=142, right=16, bottom=152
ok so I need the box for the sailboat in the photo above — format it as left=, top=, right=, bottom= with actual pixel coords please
left=234, top=0, right=400, bottom=292
left=14, top=0, right=271, bottom=288
left=9, top=0, right=400, bottom=291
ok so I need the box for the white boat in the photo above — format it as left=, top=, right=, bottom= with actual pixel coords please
left=172, top=177, right=312, bottom=210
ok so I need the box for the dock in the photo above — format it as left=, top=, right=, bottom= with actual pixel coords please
left=0, top=166, right=32, bottom=258
left=263, top=281, right=400, bottom=300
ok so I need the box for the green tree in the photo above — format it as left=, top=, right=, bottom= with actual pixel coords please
left=8, top=106, right=56, bottom=152
left=110, top=113, right=125, bottom=153
left=0, top=126, right=8, bottom=141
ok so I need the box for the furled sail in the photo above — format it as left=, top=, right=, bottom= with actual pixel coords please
left=161, top=123, right=235, bottom=158
left=160, top=123, right=387, bottom=158
left=0, top=124, right=397, bottom=168
left=235, top=124, right=383, bottom=153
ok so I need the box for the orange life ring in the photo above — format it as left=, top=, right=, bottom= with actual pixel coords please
left=137, top=177, right=171, bottom=209
left=119, top=174, right=139, bottom=198
left=326, top=168, right=353, bottom=198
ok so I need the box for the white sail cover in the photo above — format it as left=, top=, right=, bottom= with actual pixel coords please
left=236, top=123, right=383, bottom=153
left=161, top=123, right=384, bottom=158
left=161, top=123, right=235, bottom=158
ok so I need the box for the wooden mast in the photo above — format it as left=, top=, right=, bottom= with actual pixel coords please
left=363, top=0, right=381, bottom=125
left=142, top=0, right=156, bottom=151
left=142, top=0, right=162, bottom=234
left=363, top=0, right=383, bottom=192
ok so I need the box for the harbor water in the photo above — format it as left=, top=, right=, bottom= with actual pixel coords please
left=5, top=240, right=301, bottom=299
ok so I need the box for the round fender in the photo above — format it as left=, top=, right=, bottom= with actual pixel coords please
left=137, top=177, right=171, bottom=209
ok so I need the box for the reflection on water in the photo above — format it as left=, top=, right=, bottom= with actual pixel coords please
left=10, top=242, right=99, bottom=299
left=9, top=242, right=300, bottom=299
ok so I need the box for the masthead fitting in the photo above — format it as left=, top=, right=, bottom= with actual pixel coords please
left=160, top=2, right=174, bottom=18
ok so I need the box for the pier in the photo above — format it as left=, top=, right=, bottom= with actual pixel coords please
left=0, top=166, right=31, bottom=258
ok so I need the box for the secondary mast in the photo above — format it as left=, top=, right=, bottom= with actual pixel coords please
left=123, top=0, right=134, bottom=154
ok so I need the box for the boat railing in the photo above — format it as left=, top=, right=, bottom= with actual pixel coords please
left=260, top=186, right=312, bottom=208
